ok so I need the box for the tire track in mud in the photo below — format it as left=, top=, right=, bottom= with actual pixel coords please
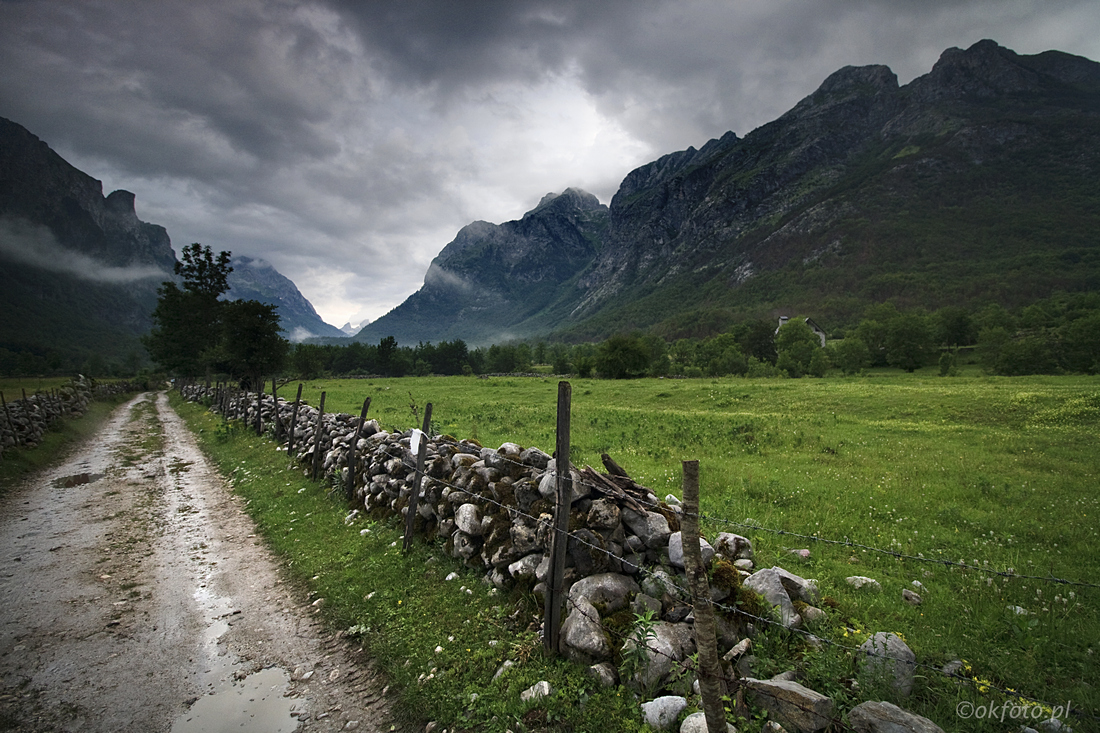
left=0, top=392, right=412, bottom=732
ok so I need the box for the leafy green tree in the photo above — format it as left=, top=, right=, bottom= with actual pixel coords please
left=1061, top=314, right=1100, bottom=374
left=175, top=243, right=233, bottom=296
left=291, top=343, right=327, bottom=379
left=218, top=299, right=288, bottom=388
left=976, top=327, right=1011, bottom=373
left=830, top=337, right=870, bottom=375
left=596, top=334, right=650, bottom=379
left=144, top=243, right=234, bottom=378
left=775, top=320, right=820, bottom=377
left=732, top=320, right=778, bottom=364
left=885, top=313, right=935, bottom=372
left=376, top=336, right=398, bottom=375
left=933, top=306, right=977, bottom=347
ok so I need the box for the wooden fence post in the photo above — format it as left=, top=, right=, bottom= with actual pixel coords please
left=403, top=402, right=432, bottom=551
left=544, top=381, right=572, bottom=654
left=0, top=391, right=18, bottom=448
left=271, top=378, right=281, bottom=441
left=682, top=459, right=730, bottom=732
left=255, top=382, right=263, bottom=436
left=346, top=397, right=371, bottom=502
left=310, top=391, right=327, bottom=481
left=288, top=383, right=303, bottom=455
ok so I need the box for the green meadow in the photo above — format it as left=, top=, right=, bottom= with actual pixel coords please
left=188, top=372, right=1098, bottom=730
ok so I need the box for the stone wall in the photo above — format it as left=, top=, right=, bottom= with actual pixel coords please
left=0, top=377, right=147, bottom=454
left=181, top=384, right=937, bottom=727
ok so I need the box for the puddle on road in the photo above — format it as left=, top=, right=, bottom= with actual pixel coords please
left=52, top=473, right=104, bottom=488
left=171, top=667, right=300, bottom=733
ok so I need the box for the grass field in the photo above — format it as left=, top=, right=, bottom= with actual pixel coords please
left=0, top=377, right=76, bottom=399
left=188, top=372, right=1099, bottom=730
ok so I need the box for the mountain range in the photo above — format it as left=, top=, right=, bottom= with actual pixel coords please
left=358, top=39, right=1100, bottom=346
left=3, top=39, right=1098, bottom=371
left=0, top=116, right=342, bottom=372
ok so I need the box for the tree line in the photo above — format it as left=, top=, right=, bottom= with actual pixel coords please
left=107, top=260, right=1100, bottom=383
left=281, top=294, right=1099, bottom=380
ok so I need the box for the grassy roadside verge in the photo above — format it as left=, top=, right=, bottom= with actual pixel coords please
left=170, top=393, right=646, bottom=733
left=0, top=394, right=133, bottom=495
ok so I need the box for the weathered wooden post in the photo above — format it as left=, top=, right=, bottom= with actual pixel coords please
left=310, top=391, right=327, bottom=481
left=288, top=383, right=303, bottom=455
left=345, top=397, right=371, bottom=502
left=0, top=391, right=18, bottom=448
left=403, top=402, right=432, bottom=551
left=255, top=382, right=263, bottom=436
left=682, top=459, right=729, bottom=732
left=544, top=381, right=572, bottom=654
left=271, top=378, right=281, bottom=441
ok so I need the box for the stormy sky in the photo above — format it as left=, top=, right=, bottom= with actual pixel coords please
left=2, top=1, right=1097, bottom=330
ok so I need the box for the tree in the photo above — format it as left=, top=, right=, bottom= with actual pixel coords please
left=596, top=334, right=650, bottom=379
left=733, top=320, right=778, bottom=364
left=144, top=243, right=234, bottom=377
left=933, top=306, right=976, bottom=347
left=830, top=337, right=870, bottom=375
left=775, top=320, right=821, bottom=377
left=885, top=313, right=934, bottom=372
left=218, top=299, right=288, bottom=388
left=175, top=242, right=233, bottom=296
left=1061, top=314, right=1100, bottom=374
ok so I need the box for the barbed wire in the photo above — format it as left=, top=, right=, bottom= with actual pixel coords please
left=364, top=440, right=1095, bottom=723
left=194, top=386, right=1100, bottom=589
left=187, top=387, right=1099, bottom=723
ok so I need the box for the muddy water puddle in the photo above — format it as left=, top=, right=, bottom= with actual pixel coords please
left=52, top=471, right=104, bottom=488
left=171, top=667, right=299, bottom=733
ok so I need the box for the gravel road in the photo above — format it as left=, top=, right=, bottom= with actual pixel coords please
left=0, top=392, right=414, bottom=733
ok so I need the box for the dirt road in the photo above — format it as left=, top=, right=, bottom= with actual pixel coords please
left=0, top=392, right=413, bottom=732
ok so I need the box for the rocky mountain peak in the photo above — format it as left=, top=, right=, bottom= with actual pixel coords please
left=528, top=187, right=605, bottom=217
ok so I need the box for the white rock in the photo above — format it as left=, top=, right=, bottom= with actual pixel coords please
left=520, top=680, right=552, bottom=703
left=640, top=696, right=687, bottom=731
left=668, top=531, right=716, bottom=569
left=679, top=711, right=737, bottom=733
left=846, top=576, right=882, bottom=591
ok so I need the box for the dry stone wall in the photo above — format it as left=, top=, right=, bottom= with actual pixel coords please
left=1, top=377, right=148, bottom=454
left=182, top=385, right=947, bottom=731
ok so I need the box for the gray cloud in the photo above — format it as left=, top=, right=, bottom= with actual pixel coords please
left=0, top=218, right=170, bottom=284
left=1, top=0, right=1097, bottom=328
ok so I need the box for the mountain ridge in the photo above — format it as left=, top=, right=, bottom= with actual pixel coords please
left=0, top=115, right=342, bottom=372
left=362, top=39, right=1099, bottom=346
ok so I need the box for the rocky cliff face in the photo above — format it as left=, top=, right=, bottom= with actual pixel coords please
left=226, top=256, right=346, bottom=342
left=0, top=116, right=179, bottom=367
left=0, top=117, right=176, bottom=273
left=561, top=39, right=1100, bottom=335
left=355, top=188, right=607, bottom=346
left=365, top=41, right=1100, bottom=346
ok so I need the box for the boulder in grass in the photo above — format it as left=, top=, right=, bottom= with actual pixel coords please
left=561, top=597, right=612, bottom=663
left=859, top=633, right=917, bottom=698
left=714, top=532, right=754, bottom=561
left=848, top=701, right=945, bottom=733
left=743, top=568, right=801, bottom=629
left=679, top=711, right=738, bottom=733
left=569, top=573, right=640, bottom=614
left=640, top=696, right=687, bottom=731
left=746, top=678, right=834, bottom=732
left=846, top=576, right=882, bottom=591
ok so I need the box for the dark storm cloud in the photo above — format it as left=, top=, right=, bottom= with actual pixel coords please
left=1, top=0, right=1097, bottom=326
